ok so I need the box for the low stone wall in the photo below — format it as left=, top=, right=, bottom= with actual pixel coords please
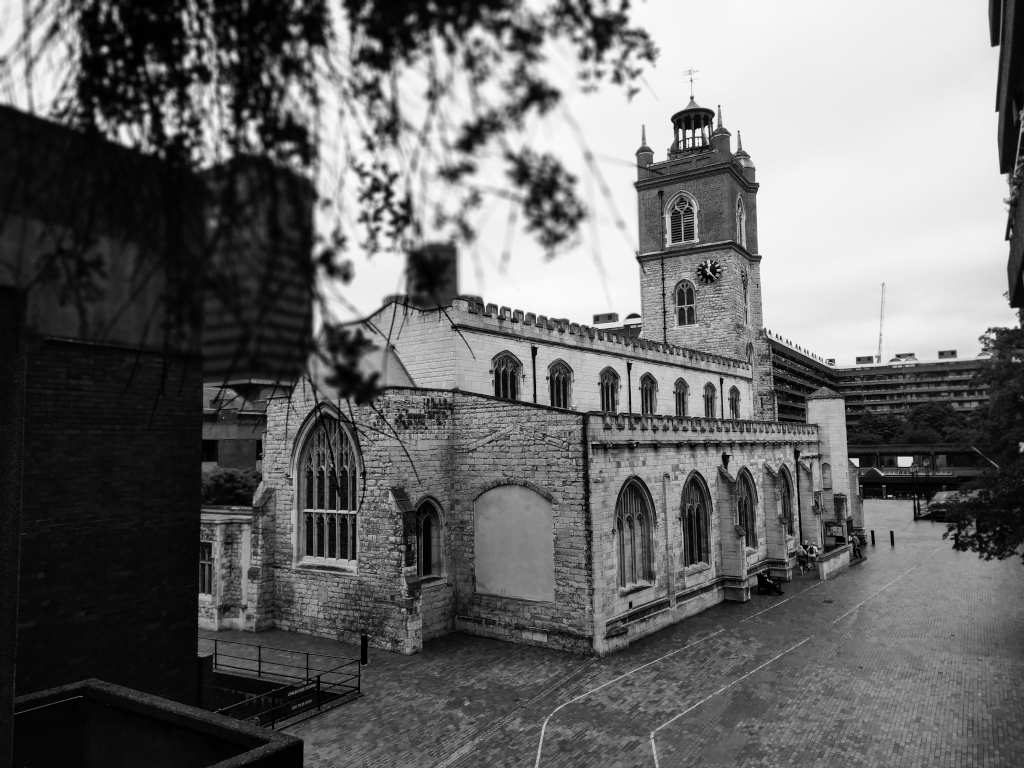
left=816, top=544, right=851, bottom=581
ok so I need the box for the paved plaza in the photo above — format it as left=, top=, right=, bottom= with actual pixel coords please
left=204, top=501, right=1024, bottom=767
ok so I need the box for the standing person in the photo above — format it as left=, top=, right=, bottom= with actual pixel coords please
left=796, top=541, right=810, bottom=573
left=806, top=541, right=820, bottom=560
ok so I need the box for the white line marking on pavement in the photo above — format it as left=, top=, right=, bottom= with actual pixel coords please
left=648, top=637, right=812, bottom=768
left=739, top=579, right=824, bottom=623
left=533, top=629, right=724, bottom=768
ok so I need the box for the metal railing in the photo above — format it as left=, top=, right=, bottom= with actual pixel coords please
left=201, top=637, right=360, bottom=728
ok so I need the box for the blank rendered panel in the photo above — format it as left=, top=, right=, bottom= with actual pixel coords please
left=474, top=485, right=554, bottom=602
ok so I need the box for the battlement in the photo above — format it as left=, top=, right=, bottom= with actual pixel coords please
left=591, top=411, right=819, bottom=445
left=445, top=296, right=750, bottom=375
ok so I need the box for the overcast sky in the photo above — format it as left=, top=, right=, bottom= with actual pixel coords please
left=340, top=0, right=1018, bottom=364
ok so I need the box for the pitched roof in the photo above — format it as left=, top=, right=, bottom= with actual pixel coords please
left=806, top=386, right=843, bottom=400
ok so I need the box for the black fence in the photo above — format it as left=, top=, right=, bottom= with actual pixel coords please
left=199, top=637, right=361, bottom=728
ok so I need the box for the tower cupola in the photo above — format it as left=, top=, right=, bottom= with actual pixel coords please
left=669, top=96, right=715, bottom=157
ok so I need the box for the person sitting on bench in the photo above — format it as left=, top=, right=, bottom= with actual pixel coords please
left=756, top=571, right=783, bottom=595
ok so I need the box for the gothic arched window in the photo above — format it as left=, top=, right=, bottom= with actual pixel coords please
left=735, top=195, right=747, bottom=249
left=674, top=379, right=688, bottom=417
left=492, top=352, right=521, bottom=401
left=780, top=469, right=795, bottom=536
left=729, top=386, right=741, bottom=419
left=616, top=479, right=656, bottom=588
left=682, top=473, right=712, bottom=566
left=666, top=193, right=698, bottom=245
left=417, top=499, right=443, bottom=577
left=737, top=469, right=758, bottom=548
left=548, top=360, right=573, bottom=409
left=640, top=373, right=657, bottom=415
left=675, top=280, right=696, bottom=326
left=703, top=382, right=717, bottom=419
left=599, top=367, right=619, bottom=413
left=299, top=413, right=360, bottom=564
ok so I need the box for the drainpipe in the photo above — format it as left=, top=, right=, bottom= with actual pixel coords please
left=719, top=376, right=725, bottom=419
left=581, top=414, right=596, bottom=647
left=662, top=473, right=674, bottom=605
left=794, top=448, right=803, bottom=544
left=531, top=345, right=538, bottom=403
left=659, top=190, right=667, bottom=344
left=626, top=361, right=633, bottom=413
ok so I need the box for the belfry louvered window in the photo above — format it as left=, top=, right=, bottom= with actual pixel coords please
left=616, top=479, right=655, bottom=588
left=300, top=414, right=360, bottom=564
left=737, top=470, right=758, bottom=548
left=549, top=360, right=572, bottom=409
left=675, top=280, right=696, bottom=326
left=667, top=194, right=697, bottom=245
left=703, top=383, right=717, bottom=418
left=682, top=474, right=711, bottom=566
left=640, top=374, right=657, bottom=415
left=599, top=368, right=619, bottom=413
left=674, top=379, right=688, bottom=417
left=492, top=352, right=521, bottom=401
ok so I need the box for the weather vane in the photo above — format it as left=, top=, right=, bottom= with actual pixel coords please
left=684, top=68, right=699, bottom=99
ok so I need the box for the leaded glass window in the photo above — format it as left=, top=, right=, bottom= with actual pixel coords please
left=300, top=414, right=360, bottom=564
left=682, top=474, right=711, bottom=566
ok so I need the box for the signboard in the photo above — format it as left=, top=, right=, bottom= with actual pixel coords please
left=826, top=525, right=846, bottom=537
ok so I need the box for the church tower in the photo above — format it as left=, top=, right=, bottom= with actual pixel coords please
left=634, top=94, right=775, bottom=419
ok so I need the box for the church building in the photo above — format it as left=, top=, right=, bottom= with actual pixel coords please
left=200, top=95, right=859, bottom=655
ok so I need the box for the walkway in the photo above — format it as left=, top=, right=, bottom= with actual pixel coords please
left=204, top=501, right=1024, bottom=767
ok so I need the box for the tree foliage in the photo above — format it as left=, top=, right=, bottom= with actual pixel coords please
left=935, top=325, right=1024, bottom=563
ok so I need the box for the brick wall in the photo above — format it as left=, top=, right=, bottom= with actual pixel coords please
left=17, top=337, right=201, bottom=704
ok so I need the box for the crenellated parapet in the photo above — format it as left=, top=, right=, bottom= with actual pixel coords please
left=591, top=411, right=819, bottom=447
left=446, top=296, right=750, bottom=376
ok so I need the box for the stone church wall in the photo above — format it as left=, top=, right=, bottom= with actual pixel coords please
left=586, top=413, right=818, bottom=654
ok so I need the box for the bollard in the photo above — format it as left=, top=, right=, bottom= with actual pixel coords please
left=870, top=530, right=876, bottom=547
left=890, top=530, right=895, bottom=547
left=360, top=633, right=369, bottom=666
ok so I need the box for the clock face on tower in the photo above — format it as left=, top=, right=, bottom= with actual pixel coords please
left=696, top=259, right=724, bottom=284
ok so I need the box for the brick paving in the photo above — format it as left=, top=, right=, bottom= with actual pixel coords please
left=203, top=501, right=1024, bottom=767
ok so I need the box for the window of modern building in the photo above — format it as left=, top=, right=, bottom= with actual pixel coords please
left=549, top=360, right=572, bottom=409
left=417, top=499, right=443, bottom=577
left=299, top=413, right=360, bottom=565
left=735, top=195, right=747, bottom=248
left=729, top=386, right=741, bottom=419
left=666, top=193, right=698, bottom=245
left=675, top=280, right=696, bottom=325
left=737, top=470, right=758, bottom=548
left=822, top=462, right=833, bottom=489
left=616, top=479, right=655, bottom=588
left=780, top=470, right=795, bottom=536
left=703, top=383, right=717, bottom=418
left=600, top=367, right=619, bottom=413
left=492, top=352, right=522, bottom=401
left=199, top=542, right=213, bottom=595
left=674, top=379, right=688, bottom=417
left=640, top=374, right=657, bottom=415
left=202, top=439, right=218, bottom=462
left=681, top=474, right=711, bottom=566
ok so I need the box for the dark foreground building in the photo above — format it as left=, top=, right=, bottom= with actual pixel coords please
left=0, top=106, right=305, bottom=765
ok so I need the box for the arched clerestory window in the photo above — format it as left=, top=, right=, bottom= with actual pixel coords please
left=666, top=193, right=698, bottom=245
left=548, top=360, right=572, bottom=409
left=674, top=379, right=688, bottom=417
left=737, top=469, right=758, bottom=548
left=492, top=352, right=521, bottom=401
left=780, top=469, right=795, bottom=536
left=729, top=386, right=741, bottom=419
left=599, top=367, right=619, bottom=413
left=735, top=195, right=747, bottom=249
left=681, top=473, right=712, bottom=566
left=616, top=479, right=656, bottom=588
left=640, top=374, right=657, bottom=415
left=703, top=383, right=717, bottom=419
left=299, top=413, right=360, bottom=565
left=675, top=280, right=696, bottom=326
left=417, top=499, right=443, bottom=577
